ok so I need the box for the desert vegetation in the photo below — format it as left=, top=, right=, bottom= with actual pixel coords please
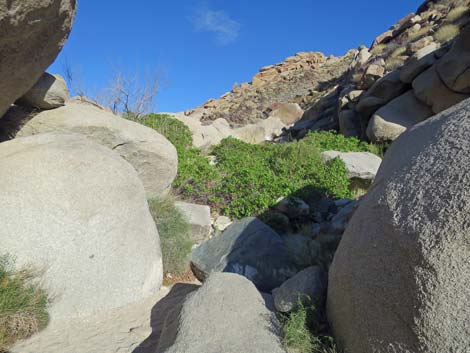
left=141, top=114, right=379, bottom=219
left=148, top=198, right=194, bottom=276
left=0, top=256, right=49, bottom=352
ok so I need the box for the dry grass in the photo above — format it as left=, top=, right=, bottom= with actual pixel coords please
left=390, top=46, right=407, bottom=58
left=446, top=6, right=470, bottom=22
left=370, top=44, right=386, bottom=56
left=385, top=56, right=406, bottom=72
left=0, top=256, right=49, bottom=351
left=434, top=24, right=461, bottom=43
left=407, top=26, right=431, bottom=43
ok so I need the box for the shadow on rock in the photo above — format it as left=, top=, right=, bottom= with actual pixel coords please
left=132, top=283, right=200, bottom=353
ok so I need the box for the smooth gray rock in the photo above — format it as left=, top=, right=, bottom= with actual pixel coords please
left=16, top=73, right=69, bottom=109
left=0, top=133, right=162, bottom=321
left=357, top=70, right=408, bottom=117
left=400, top=43, right=439, bottom=83
left=321, top=151, right=382, bottom=182
left=437, top=24, right=470, bottom=93
left=328, top=98, right=470, bottom=353
left=175, top=201, right=212, bottom=243
left=191, top=217, right=298, bottom=292
left=366, top=90, right=433, bottom=142
left=413, top=65, right=469, bottom=114
left=273, top=266, right=326, bottom=313
left=0, top=0, right=76, bottom=117
left=157, top=273, right=286, bottom=353
left=213, top=215, right=232, bottom=232
left=15, top=101, right=178, bottom=199
left=328, top=200, right=358, bottom=235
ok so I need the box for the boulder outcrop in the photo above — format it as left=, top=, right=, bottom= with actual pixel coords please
left=0, top=0, right=76, bottom=117
left=16, top=72, right=69, bottom=110
left=0, top=133, right=163, bottom=320
left=156, top=273, right=286, bottom=353
left=328, top=98, right=470, bottom=353
left=191, top=217, right=297, bottom=292
left=13, top=101, right=178, bottom=199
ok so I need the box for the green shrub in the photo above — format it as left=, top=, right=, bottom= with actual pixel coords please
left=211, top=136, right=352, bottom=219
left=140, top=114, right=221, bottom=205
left=148, top=198, right=194, bottom=275
left=0, top=255, right=49, bottom=351
left=280, top=300, right=339, bottom=353
left=139, top=114, right=193, bottom=149
left=434, top=24, right=461, bottom=43
left=139, top=113, right=378, bottom=220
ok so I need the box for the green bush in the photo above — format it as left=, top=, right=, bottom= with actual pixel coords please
left=148, top=198, right=194, bottom=275
left=280, top=300, right=339, bottom=353
left=0, top=255, right=49, bottom=351
left=140, top=114, right=221, bottom=205
left=139, top=113, right=193, bottom=149
left=139, top=113, right=378, bottom=220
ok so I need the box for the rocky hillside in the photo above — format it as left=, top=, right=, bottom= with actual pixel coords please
left=1, top=1, right=470, bottom=353
left=179, top=0, right=470, bottom=146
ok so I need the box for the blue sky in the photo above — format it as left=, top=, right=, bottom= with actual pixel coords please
left=49, top=1, right=423, bottom=113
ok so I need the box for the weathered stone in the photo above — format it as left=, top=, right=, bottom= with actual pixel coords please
left=157, top=273, right=286, bottom=353
left=328, top=98, right=470, bottom=353
left=400, top=43, right=439, bottom=83
left=273, top=266, right=326, bottom=313
left=191, top=217, right=298, bottom=291
left=175, top=202, right=212, bottom=244
left=437, top=24, right=470, bottom=93
left=357, top=70, right=408, bottom=117
left=16, top=73, right=69, bottom=109
left=14, top=101, right=178, bottom=199
left=408, top=36, right=435, bottom=53
left=362, top=64, right=385, bottom=88
left=274, top=196, right=310, bottom=219
left=372, top=30, right=394, bottom=47
left=413, top=66, right=469, bottom=114
left=321, top=151, right=382, bottom=182
left=234, top=116, right=285, bottom=143
left=214, top=216, right=232, bottom=232
left=269, top=103, right=304, bottom=125
left=328, top=200, right=358, bottom=235
left=366, top=90, right=433, bottom=142
left=283, top=234, right=321, bottom=268
left=0, top=133, right=162, bottom=321
left=0, top=0, right=76, bottom=117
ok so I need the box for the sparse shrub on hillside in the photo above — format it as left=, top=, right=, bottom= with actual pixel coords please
left=446, top=6, right=470, bottom=23
left=385, top=56, right=406, bottom=72
left=0, top=256, right=49, bottom=351
left=148, top=198, right=194, bottom=275
left=390, top=46, right=407, bottom=58
left=407, top=26, right=431, bottom=43
left=434, top=24, right=461, bottom=43
left=370, top=44, right=386, bottom=56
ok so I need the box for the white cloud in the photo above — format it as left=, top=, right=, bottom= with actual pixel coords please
left=192, top=6, right=241, bottom=45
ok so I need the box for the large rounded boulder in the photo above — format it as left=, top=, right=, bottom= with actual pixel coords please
left=14, top=101, right=178, bottom=199
left=0, top=133, right=163, bottom=320
left=327, top=99, right=470, bottom=353
left=0, top=0, right=76, bottom=117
